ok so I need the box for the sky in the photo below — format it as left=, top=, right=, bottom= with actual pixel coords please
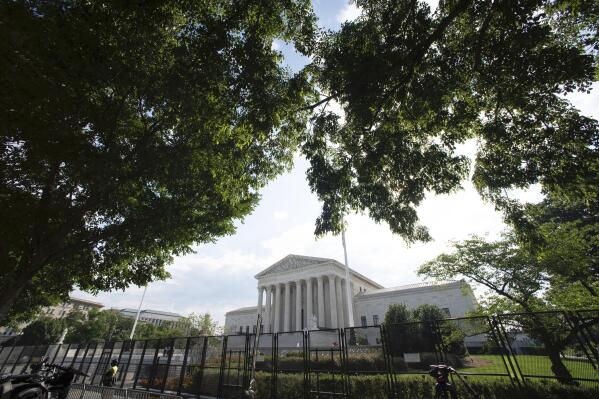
left=74, top=0, right=599, bottom=325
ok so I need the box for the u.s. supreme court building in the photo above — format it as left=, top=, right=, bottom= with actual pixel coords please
left=224, top=254, right=477, bottom=334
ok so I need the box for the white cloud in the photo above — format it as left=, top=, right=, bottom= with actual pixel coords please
left=336, top=2, right=362, bottom=23
left=273, top=210, right=288, bottom=220
left=271, top=40, right=282, bottom=51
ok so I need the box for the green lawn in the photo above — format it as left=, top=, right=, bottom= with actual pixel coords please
left=456, top=354, right=599, bottom=381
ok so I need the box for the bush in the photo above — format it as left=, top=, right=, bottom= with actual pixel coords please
left=241, top=372, right=599, bottom=399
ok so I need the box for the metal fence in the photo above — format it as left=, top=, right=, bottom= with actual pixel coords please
left=1, top=310, right=598, bottom=398
left=65, top=383, right=182, bottom=399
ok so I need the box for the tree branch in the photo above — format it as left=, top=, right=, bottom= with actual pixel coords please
left=367, top=0, right=473, bottom=131
left=303, top=94, right=337, bottom=111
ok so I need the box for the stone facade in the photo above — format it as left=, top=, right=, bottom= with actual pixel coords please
left=0, top=297, right=104, bottom=342
left=224, top=255, right=477, bottom=334
left=119, top=308, right=183, bottom=327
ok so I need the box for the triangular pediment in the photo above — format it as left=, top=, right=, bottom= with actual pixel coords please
left=255, top=254, right=333, bottom=278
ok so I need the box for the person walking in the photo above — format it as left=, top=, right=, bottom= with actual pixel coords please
left=102, top=359, right=119, bottom=387
left=101, top=359, right=119, bottom=399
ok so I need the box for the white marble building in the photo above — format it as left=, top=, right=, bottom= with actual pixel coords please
left=224, top=254, right=477, bottom=334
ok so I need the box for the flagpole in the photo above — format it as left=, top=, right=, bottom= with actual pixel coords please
left=129, top=285, right=147, bottom=340
left=341, top=220, right=355, bottom=327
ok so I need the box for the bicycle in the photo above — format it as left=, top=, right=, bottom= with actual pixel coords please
left=428, top=364, right=480, bottom=399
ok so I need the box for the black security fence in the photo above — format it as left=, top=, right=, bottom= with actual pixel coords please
left=1, top=310, right=599, bottom=398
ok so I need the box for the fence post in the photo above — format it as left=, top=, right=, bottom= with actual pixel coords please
left=272, top=333, right=278, bottom=399
left=217, top=335, right=228, bottom=399
left=133, top=340, right=149, bottom=389
left=160, top=338, right=175, bottom=393
left=0, top=340, right=18, bottom=372
left=49, top=343, right=62, bottom=364
left=176, top=338, right=192, bottom=395
left=379, top=325, right=396, bottom=399
left=431, top=320, right=446, bottom=364
left=564, top=311, right=599, bottom=370
left=340, top=328, right=350, bottom=399
left=76, top=343, right=91, bottom=384
left=68, top=344, right=80, bottom=368
left=484, top=316, right=518, bottom=387
left=495, top=316, right=526, bottom=385
left=120, top=340, right=136, bottom=389
left=196, top=336, right=209, bottom=396
left=147, top=339, right=161, bottom=391
left=89, top=342, right=105, bottom=385
left=303, top=331, right=309, bottom=399
left=82, top=342, right=99, bottom=384
left=571, top=311, right=599, bottom=367
left=9, top=345, right=25, bottom=373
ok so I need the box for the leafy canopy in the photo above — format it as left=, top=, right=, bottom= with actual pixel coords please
left=2, top=0, right=598, bottom=325
left=306, top=0, right=597, bottom=240
left=0, top=0, right=316, bottom=324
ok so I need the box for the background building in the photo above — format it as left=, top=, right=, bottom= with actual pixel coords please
left=118, top=308, right=183, bottom=327
left=224, top=255, right=477, bottom=334
left=0, top=297, right=104, bottom=342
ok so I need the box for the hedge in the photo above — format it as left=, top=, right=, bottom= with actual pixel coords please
left=254, top=372, right=598, bottom=399
left=141, top=368, right=599, bottom=399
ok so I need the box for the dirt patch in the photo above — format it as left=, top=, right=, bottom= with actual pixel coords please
left=463, top=356, right=493, bottom=367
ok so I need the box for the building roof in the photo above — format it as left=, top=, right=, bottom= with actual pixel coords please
left=118, top=308, right=183, bottom=318
left=255, top=254, right=383, bottom=288
left=255, top=254, right=332, bottom=277
left=225, top=306, right=258, bottom=315
left=68, top=297, right=104, bottom=308
left=356, top=280, right=465, bottom=298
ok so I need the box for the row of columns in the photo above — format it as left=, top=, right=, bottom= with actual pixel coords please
left=257, top=275, right=350, bottom=333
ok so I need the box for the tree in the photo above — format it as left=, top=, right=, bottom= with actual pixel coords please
left=0, top=1, right=316, bottom=324
left=64, top=309, right=134, bottom=343
left=383, top=303, right=411, bottom=325
left=304, top=0, right=597, bottom=239
left=509, top=191, right=599, bottom=301
left=17, top=316, right=67, bottom=346
left=383, top=304, right=464, bottom=368
left=186, top=313, right=220, bottom=336
left=3, top=0, right=599, bottom=325
left=418, top=233, right=596, bottom=383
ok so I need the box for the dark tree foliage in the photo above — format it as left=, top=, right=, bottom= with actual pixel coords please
left=306, top=0, right=598, bottom=239
left=16, top=316, right=67, bottom=346
left=2, top=0, right=598, bottom=326
left=0, top=0, right=316, bottom=324
left=383, top=304, right=465, bottom=368
left=509, top=191, right=599, bottom=300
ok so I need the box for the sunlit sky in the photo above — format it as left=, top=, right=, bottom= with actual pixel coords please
left=74, top=0, right=599, bottom=324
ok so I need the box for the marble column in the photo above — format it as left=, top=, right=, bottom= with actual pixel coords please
left=284, top=282, right=291, bottom=332
left=335, top=277, right=345, bottom=328
left=317, top=276, right=325, bottom=328
left=265, top=286, right=272, bottom=333
left=306, top=278, right=314, bottom=329
left=328, top=275, right=338, bottom=328
left=257, top=286, right=264, bottom=315
left=295, top=280, right=302, bottom=330
left=274, top=284, right=281, bottom=333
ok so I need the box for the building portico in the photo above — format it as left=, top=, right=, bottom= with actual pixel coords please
left=254, top=255, right=382, bottom=333
left=224, top=254, right=478, bottom=335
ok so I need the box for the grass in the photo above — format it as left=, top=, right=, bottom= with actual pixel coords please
left=456, top=354, right=598, bottom=381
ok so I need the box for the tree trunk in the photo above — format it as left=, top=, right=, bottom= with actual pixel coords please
left=0, top=260, right=42, bottom=325
left=546, top=346, right=576, bottom=384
